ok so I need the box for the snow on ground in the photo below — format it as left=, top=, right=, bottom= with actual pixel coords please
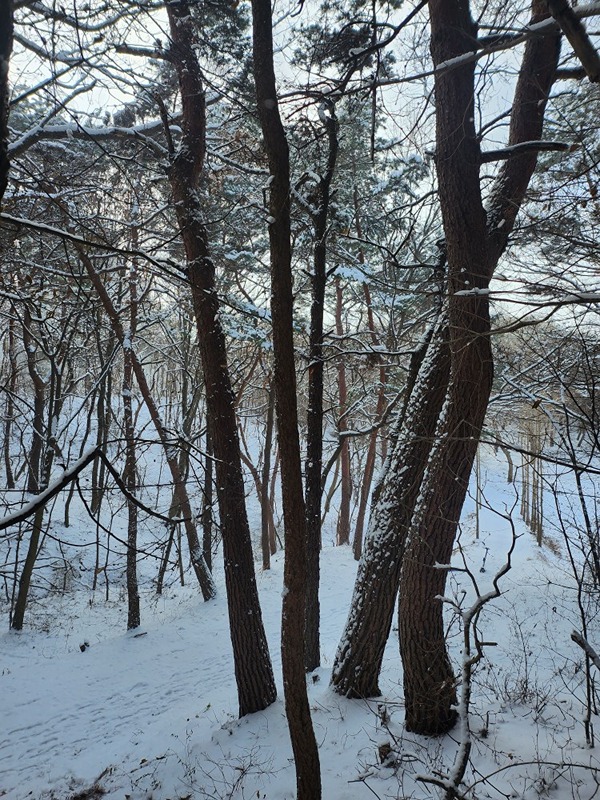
left=1, top=444, right=600, bottom=799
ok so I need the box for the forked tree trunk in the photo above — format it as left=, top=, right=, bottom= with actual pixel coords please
left=332, top=2, right=560, bottom=729
left=398, top=0, right=560, bottom=735
left=165, top=0, right=276, bottom=717
left=251, top=0, right=321, bottom=795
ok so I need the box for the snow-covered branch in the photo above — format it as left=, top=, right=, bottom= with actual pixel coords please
left=0, top=447, right=194, bottom=533
left=481, top=140, right=573, bottom=163
left=10, top=119, right=170, bottom=159
left=571, top=631, right=600, bottom=671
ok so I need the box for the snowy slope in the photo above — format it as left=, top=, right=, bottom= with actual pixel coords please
left=2, top=445, right=600, bottom=800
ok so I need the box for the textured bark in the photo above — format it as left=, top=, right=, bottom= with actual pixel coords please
left=166, top=0, right=276, bottom=717
left=251, top=0, right=321, bottom=795
left=331, top=316, right=449, bottom=697
left=398, top=0, right=560, bottom=735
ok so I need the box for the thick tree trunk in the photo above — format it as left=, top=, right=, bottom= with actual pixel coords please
left=331, top=316, right=449, bottom=697
left=165, top=0, right=276, bottom=717
left=398, top=0, right=560, bottom=735
left=251, top=0, right=322, bottom=795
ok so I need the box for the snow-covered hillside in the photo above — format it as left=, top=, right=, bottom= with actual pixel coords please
left=2, top=445, right=600, bottom=800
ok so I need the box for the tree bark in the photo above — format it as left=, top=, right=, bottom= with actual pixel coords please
left=0, top=0, right=13, bottom=206
left=251, top=0, right=322, bottom=795
left=3, top=314, right=16, bottom=488
left=262, top=383, right=275, bottom=571
left=124, top=229, right=140, bottom=631
left=331, top=315, right=449, bottom=697
left=165, top=0, right=276, bottom=717
left=398, top=0, right=560, bottom=735
left=334, top=277, right=352, bottom=547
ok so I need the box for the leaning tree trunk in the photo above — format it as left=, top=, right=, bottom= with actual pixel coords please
left=79, top=247, right=216, bottom=601
left=165, top=0, right=276, bottom=717
left=398, top=0, right=560, bottom=735
left=332, top=0, right=560, bottom=723
left=251, top=0, right=321, bottom=796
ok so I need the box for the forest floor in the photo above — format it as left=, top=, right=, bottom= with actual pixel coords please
left=1, top=445, right=600, bottom=800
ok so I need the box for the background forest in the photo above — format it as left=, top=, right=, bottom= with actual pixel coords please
left=1, top=0, right=600, bottom=798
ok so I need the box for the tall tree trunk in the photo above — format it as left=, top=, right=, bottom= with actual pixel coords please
left=251, top=0, right=322, bottom=796
left=3, top=314, right=17, bottom=488
left=201, top=425, right=214, bottom=573
left=165, top=1, right=276, bottom=717
left=124, top=229, right=140, bottom=631
left=351, top=197, right=387, bottom=560
left=331, top=315, right=449, bottom=696
left=332, top=0, right=560, bottom=725
left=22, top=307, right=46, bottom=495
left=305, top=100, right=338, bottom=672
left=398, top=0, right=560, bottom=735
